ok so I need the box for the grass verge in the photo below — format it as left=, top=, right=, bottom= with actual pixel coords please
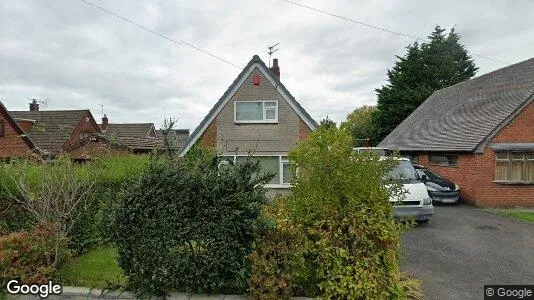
left=498, top=211, right=534, bottom=223
left=60, top=246, right=126, bottom=289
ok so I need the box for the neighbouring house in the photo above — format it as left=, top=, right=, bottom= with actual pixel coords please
left=379, top=57, right=534, bottom=207
left=179, top=55, right=318, bottom=195
left=155, top=128, right=190, bottom=150
left=0, top=101, right=35, bottom=159
left=99, top=115, right=185, bottom=153
left=11, top=100, right=101, bottom=158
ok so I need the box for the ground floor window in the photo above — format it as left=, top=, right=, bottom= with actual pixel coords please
left=223, top=155, right=294, bottom=187
left=495, top=152, right=534, bottom=183
left=429, top=155, right=458, bottom=167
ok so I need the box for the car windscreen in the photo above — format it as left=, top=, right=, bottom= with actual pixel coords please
left=422, top=168, right=441, bottom=180
left=385, top=161, right=420, bottom=183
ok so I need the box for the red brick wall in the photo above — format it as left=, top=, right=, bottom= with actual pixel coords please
left=16, top=120, right=34, bottom=132
left=419, top=153, right=481, bottom=205
left=62, top=113, right=101, bottom=149
left=492, top=102, right=534, bottom=143
left=199, top=118, right=217, bottom=149
left=298, top=118, right=312, bottom=140
left=417, top=102, right=534, bottom=207
left=0, top=110, right=33, bottom=158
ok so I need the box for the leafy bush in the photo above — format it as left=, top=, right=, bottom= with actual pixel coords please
left=249, top=197, right=318, bottom=300
left=115, top=151, right=272, bottom=296
left=0, top=155, right=148, bottom=254
left=0, top=222, right=71, bottom=286
left=250, top=126, right=414, bottom=299
left=287, top=126, right=409, bottom=298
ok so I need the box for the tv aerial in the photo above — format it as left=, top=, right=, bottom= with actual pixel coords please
left=267, top=43, right=279, bottom=67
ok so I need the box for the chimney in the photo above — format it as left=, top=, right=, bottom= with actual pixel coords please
left=29, top=99, right=39, bottom=112
left=270, top=58, right=280, bottom=78
left=101, top=114, right=109, bottom=131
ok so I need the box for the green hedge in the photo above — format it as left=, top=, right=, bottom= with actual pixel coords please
left=0, top=155, right=148, bottom=254
left=114, top=151, right=272, bottom=297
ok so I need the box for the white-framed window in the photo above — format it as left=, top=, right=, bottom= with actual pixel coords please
left=222, top=155, right=294, bottom=187
left=495, top=152, right=534, bottom=183
left=280, top=158, right=295, bottom=184
left=234, top=101, right=278, bottom=123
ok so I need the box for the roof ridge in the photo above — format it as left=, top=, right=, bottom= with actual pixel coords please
left=435, top=56, right=534, bottom=94
left=10, top=109, right=91, bottom=114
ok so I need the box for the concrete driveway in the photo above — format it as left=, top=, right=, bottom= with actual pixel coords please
left=401, top=204, right=534, bottom=300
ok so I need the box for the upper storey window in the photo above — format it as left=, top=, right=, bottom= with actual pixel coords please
left=234, top=101, right=278, bottom=123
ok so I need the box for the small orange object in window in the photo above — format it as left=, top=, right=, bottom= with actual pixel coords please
left=253, top=74, right=260, bottom=85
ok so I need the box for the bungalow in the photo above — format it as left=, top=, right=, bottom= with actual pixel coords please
left=379, top=57, right=534, bottom=207
left=179, top=55, right=317, bottom=194
left=10, top=100, right=101, bottom=158
left=0, top=101, right=35, bottom=159
left=98, top=115, right=189, bottom=153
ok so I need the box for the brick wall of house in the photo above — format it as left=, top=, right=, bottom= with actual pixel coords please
left=199, top=118, right=217, bottom=149
left=419, top=153, right=481, bottom=204
left=16, top=120, right=34, bottom=132
left=418, top=102, right=534, bottom=207
left=0, top=111, right=33, bottom=158
left=477, top=101, right=534, bottom=206
left=492, top=102, right=534, bottom=143
left=299, top=118, right=312, bottom=140
left=62, top=113, right=101, bottom=149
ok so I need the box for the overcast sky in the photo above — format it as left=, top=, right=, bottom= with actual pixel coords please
left=1, top=0, right=533, bottom=130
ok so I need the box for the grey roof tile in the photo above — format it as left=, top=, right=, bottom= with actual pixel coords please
left=104, top=123, right=155, bottom=139
left=379, top=57, right=534, bottom=152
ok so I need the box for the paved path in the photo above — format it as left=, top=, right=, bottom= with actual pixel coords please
left=401, top=204, right=534, bottom=300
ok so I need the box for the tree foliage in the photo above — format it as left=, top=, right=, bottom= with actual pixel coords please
left=342, top=105, right=377, bottom=146
left=372, top=26, right=478, bottom=142
left=318, top=116, right=337, bottom=129
left=250, top=126, right=417, bottom=299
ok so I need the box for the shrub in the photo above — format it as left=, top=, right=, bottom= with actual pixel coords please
left=0, top=222, right=71, bottom=286
left=275, top=126, right=410, bottom=298
left=249, top=196, right=320, bottom=300
left=115, top=151, right=272, bottom=297
left=0, top=155, right=148, bottom=254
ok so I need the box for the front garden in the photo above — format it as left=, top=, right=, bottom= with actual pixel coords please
left=1, top=127, right=421, bottom=299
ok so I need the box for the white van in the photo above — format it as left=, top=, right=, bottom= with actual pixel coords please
left=385, top=158, right=434, bottom=223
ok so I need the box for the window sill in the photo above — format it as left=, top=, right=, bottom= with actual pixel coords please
left=429, top=164, right=459, bottom=168
left=265, top=184, right=292, bottom=189
left=492, top=180, right=534, bottom=185
left=234, top=121, right=278, bottom=125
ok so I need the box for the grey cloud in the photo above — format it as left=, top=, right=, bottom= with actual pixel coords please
left=1, top=0, right=532, bottom=129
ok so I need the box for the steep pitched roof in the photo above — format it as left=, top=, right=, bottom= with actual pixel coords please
left=11, top=109, right=93, bottom=155
left=0, top=102, right=35, bottom=150
left=179, top=55, right=318, bottom=156
left=379, top=57, right=534, bottom=153
left=104, top=123, right=156, bottom=139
